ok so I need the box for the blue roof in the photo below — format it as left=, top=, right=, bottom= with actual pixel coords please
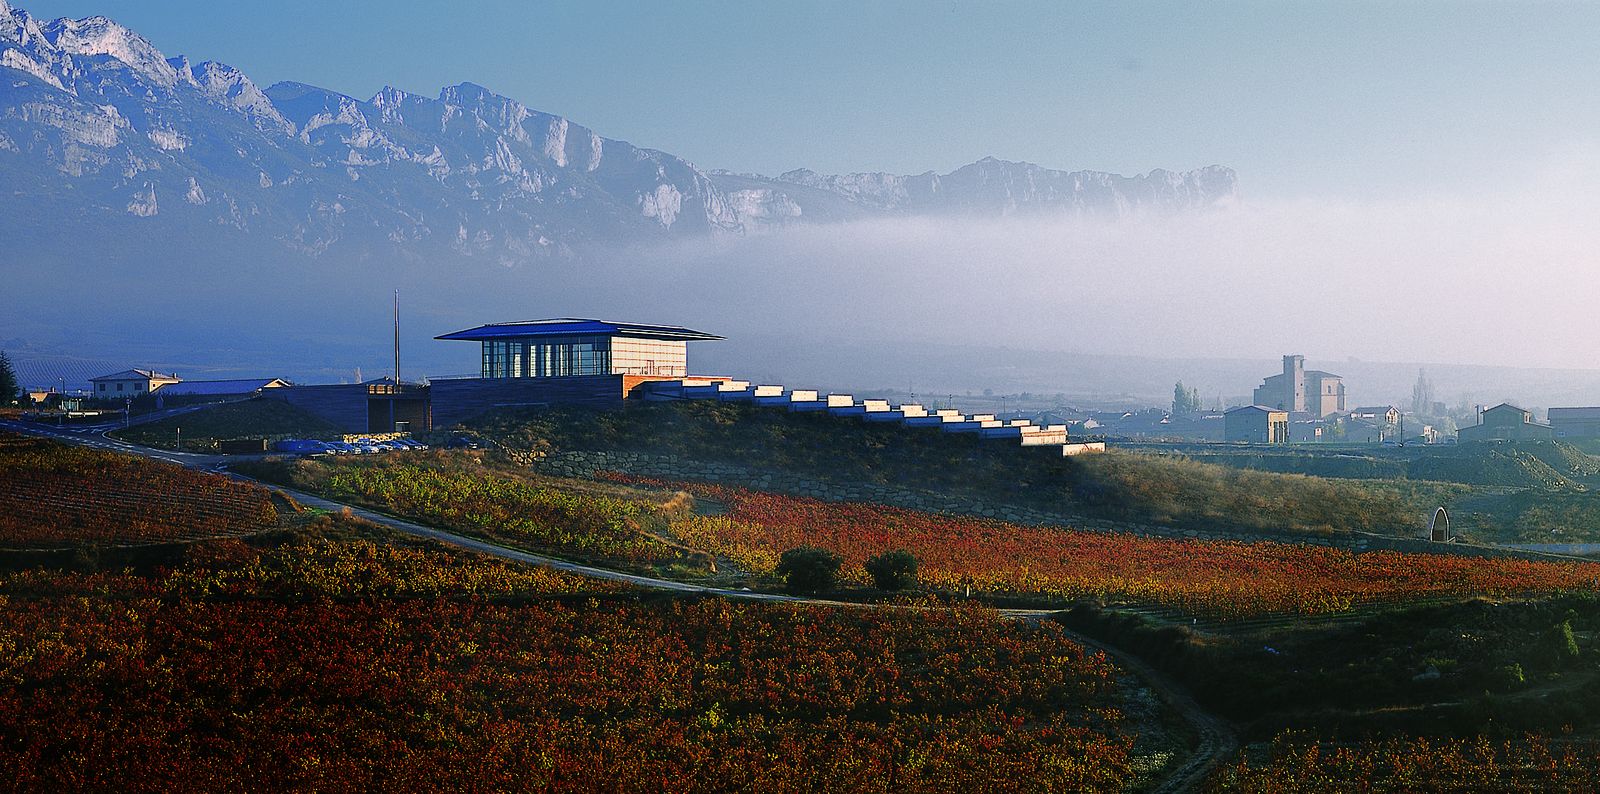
left=435, top=318, right=722, bottom=342
left=157, top=378, right=290, bottom=396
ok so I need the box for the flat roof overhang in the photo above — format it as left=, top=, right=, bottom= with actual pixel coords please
left=435, top=318, right=723, bottom=343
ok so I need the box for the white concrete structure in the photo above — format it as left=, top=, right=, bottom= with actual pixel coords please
left=904, top=412, right=967, bottom=426
left=632, top=378, right=1100, bottom=455
left=717, top=384, right=782, bottom=401
left=756, top=389, right=817, bottom=406
left=863, top=404, right=929, bottom=421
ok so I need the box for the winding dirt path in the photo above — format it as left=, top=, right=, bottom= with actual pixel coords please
left=3, top=419, right=1238, bottom=792
left=1064, top=630, right=1237, bottom=793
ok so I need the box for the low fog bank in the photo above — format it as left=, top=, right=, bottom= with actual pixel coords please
left=8, top=154, right=1600, bottom=412
left=581, top=175, right=1600, bottom=373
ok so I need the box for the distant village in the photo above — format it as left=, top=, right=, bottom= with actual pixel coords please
left=1047, top=354, right=1600, bottom=446
left=13, top=346, right=1600, bottom=449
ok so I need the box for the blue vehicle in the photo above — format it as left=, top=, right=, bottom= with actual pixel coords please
left=272, top=439, right=340, bottom=456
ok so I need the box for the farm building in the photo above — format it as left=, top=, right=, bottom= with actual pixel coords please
left=1348, top=405, right=1401, bottom=427
left=1224, top=405, right=1290, bottom=444
left=157, top=378, right=291, bottom=399
left=1548, top=407, right=1600, bottom=439
left=90, top=369, right=181, bottom=397
left=90, top=370, right=289, bottom=402
left=1456, top=403, right=1554, bottom=443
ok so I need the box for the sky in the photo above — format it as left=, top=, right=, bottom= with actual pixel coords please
left=20, top=0, right=1600, bottom=200
left=11, top=0, right=1600, bottom=397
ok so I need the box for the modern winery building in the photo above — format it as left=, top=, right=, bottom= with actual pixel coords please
left=435, top=318, right=722, bottom=380
left=267, top=318, right=724, bottom=432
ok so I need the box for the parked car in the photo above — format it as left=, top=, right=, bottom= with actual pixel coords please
left=272, top=439, right=325, bottom=455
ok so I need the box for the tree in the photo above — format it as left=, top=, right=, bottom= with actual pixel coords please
left=1412, top=368, right=1435, bottom=416
left=1550, top=613, right=1580, bottom=665
left=864, top=549, right=919, bottom=591
left=1172, top=381, right=1203, bottom=415
left=776, top=546, right=843, bottom=594
left=0, top=350, right=18, bottom=407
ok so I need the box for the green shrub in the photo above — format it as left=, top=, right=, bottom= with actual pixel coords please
left=864, top=549, right=919, bottom=591
left=1423, top=657, right=1460, bottom=674
left=1550, top=619, right=1581, bottom=663
left=776, top=546, right=843, bottom=594
left=1494, top=662, right=1526, bottom=691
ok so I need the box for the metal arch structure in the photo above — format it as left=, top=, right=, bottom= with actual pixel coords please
left=1427, top=507, right=1452, bottom=542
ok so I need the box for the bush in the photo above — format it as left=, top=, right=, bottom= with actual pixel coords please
left=1550, top=619, right=1581, bottom=664
left=1494, top=663, right=1526, bottom=691
left=864, top=548, right=919, bottom=591
left=776, top=546, right=842, bottom=594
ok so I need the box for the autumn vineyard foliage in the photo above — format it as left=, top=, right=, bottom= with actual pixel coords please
left=608, top=476, right=1600, bottom=618
left=0, top=524, right=1139, bottom=791
left=246, top=455, right=687, bottom=568
left=20, top=430, right=1600, bottom=789
left=0, top=432, right=277, bottom=548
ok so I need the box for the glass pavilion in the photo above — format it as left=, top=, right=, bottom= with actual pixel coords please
left=435, top=318, right=722, bottom=379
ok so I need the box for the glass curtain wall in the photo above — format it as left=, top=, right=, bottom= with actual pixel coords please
left=610, top=338, right=688, bottom=376
left=480, top=336, right=612, bottom=378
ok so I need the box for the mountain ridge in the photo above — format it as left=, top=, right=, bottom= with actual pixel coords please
left=0, top=0, right=1237, bottom=265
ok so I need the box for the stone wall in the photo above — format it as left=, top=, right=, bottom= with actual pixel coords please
left=532, top=449, right=1582, bottom=563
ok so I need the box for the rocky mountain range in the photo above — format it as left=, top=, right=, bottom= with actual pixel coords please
left=0, top=0, right=1237, bottom=266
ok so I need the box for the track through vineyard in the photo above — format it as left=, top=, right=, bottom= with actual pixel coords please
left=1, top=421, right=1236, bottom=792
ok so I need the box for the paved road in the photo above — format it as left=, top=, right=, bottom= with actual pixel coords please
left=1, top=418, right=1236, bottom=791
left=3, top=417, right=230, bottom=468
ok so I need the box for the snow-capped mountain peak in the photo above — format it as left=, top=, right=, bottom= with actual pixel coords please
left=0, top=0, right=1237, bottom=265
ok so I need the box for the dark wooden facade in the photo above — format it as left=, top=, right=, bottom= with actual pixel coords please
left=429, top=376, right=627, bottom=428
left=268, top=374, right=670, bottom=434
left=266, top=383, right=373, bottom=432
left=267, top=382, right=430, bottom=433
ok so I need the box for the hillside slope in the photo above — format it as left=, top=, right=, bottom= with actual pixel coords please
left=465, top=401, right=1443, bottom=537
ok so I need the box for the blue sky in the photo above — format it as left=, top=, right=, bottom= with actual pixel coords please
left=20, top=1, right=1600, bottom=200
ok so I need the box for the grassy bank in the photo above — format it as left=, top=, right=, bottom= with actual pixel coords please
left=1124, top=439, right=1600, bottom=490
left=111, top=398, right=341, bottom=452
left=1057, top=593, right=1600, bottom=740
left=465, top=401, right=1451, bottom=537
